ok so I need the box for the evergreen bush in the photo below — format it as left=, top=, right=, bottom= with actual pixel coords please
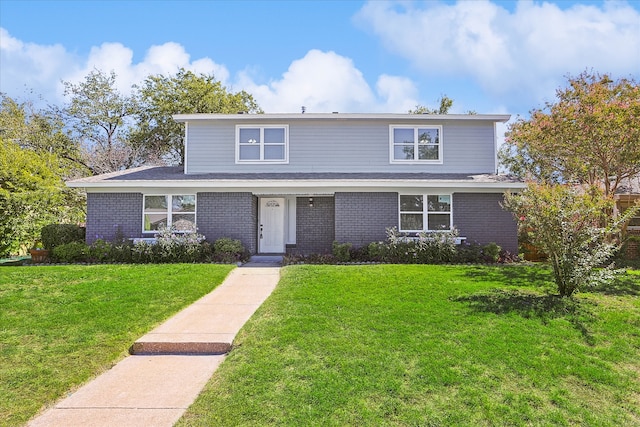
left=41, top=224, right=85, bottom=250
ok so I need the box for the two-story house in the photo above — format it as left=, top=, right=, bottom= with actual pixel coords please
left=67, top=113, right=524, bottom=254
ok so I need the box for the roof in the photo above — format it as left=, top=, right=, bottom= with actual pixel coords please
left=67, top=166, right=525, bottom=191
left=615, top=175, right=640, bottom=195
left=173, top=112, right=511, bottom=123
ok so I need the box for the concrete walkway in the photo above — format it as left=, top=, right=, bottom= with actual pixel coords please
left=28, top=263, right=281, bottom=427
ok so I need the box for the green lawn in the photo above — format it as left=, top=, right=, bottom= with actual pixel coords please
left=179, top=264, right=640, bottom=426
left=0, top=264, right=235, bottom=427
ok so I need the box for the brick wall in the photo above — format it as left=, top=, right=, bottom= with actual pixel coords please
left=334, top=192, right=398, bottom=247
left=453, top=193, right=518, bottom=253
left=85, top=191, right=518, bottom=256
left=86, top=193, right=143, bottom=244
left=197, top=192, right=258, bottom=254
left=295, top=196, right=335, bottom=254
left=625, top=229, right=640, bottom=259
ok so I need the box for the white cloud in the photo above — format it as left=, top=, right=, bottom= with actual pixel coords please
left=60, top=41, right=230, bottom=99
left=0, top=27, right=79, bottom=102
left=238, top=49, right=417, bottom=113
left=1, top=29, right=413, bottom=113
left=0, top=28, right=230, bottom=104
left=375, top=74, right=419, bottom=112
left=355, top=0, right=640, bottom=107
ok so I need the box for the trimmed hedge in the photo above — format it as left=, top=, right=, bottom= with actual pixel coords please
left=41, top=224, right=85, bottom=250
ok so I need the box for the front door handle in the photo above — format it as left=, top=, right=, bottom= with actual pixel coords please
left=259, top=224, right=263, bottom=239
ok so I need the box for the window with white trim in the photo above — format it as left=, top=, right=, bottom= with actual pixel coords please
left=143, top=195, right=196, bottom=232
left=236, top=125, right=288, bottom=163
left=390, top=125, right=442, bottom=163
left=399, top=194, right=452, bottom=232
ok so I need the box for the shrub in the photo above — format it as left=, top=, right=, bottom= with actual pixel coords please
left=131, top=240, right=155, bottom=263
left=332, top=241, right=352, bottom=263
left=455, top=241, right=484, bottom=263
left=87, top=239, right=112, bottom=263
left=349, top=245, right=372, bottom=262
left=51, top=242, right=89, bottom=263
left=482, top=242, right=502, bottom=263
left=108, top=242, right=134, bottom=263
left=503, top=183, right=628, bottom=297
left=282, top=253, right=337, bottom=265
left=154, top=227, right=206, bottom=263
left=41, top=224, right=85, bottom=251
left=367, top=241, right=386, bottom=262
left=213, top=237, right=247, bottom=263
left=372, top=227, right=459, bottom=264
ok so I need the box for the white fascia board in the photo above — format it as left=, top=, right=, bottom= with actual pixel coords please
left=173, top=113, right=512, bottom=123
left=68, top=179, right=525, bottom=193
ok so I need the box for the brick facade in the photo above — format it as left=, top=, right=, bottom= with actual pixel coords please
left=294, top=196, right=335, bottom=254
left=453, top=193, right=518, bottom=253
left=197, top=192, right=258, bottom=254
left=625, top=229, right=640, bottom=259
left=86, top=193, right=143, bottom=244
left=87, top=190, right=518, bottom=256
left=334, top=192, right=398, bottom=246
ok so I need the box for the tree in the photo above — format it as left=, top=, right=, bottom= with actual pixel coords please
left=500, top=71, right=640, bottom=197
left=0, top=95, right=86, bottom=255
left=0, top=94, right=86, bottom=178
left=503, top=183, right=636, bottom=297
left=63, top=69, right=140, bottom=174
left=0, top=139, right=84, bottom=256
left=131, top=69, right=262, bottom=165
left=409, top=95, right=454, bottom=114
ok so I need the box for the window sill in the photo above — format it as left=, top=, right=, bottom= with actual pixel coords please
left=131, top=237, right=157, bottom=244
left=235, top=160, right=289, bottom=165
left=397, top=235, right=466, bottom=245
left=389, top=160, right=443, bottom=165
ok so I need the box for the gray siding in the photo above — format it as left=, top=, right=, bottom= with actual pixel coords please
left=86, top=193, right=143, bottom=244
left=197, top=192, right=258, bottom=254
left=335, top=192, right=398, bottom=247
left=294, top=196, right=335, bottom=255
left=453, top=193, right=518, bottom=253
left=186, top=119, right=496, bottom=174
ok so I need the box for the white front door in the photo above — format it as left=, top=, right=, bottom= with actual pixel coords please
left=259, top=198, right=285, bottom=253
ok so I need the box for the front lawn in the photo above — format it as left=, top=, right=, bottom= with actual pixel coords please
left=179, top=265, right=640, bottom=426
left=0, top=264, right=234, bottom=427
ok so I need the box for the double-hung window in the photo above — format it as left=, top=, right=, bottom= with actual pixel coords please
left=390, top=125, right=442, bottom=163
left=143, top=195, right=196, bottom=233
left=236, top=125, right=288, bottom=163
left=399, top=194, right=452, bottom=232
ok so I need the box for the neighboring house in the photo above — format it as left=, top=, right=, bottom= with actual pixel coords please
left=67, top=113, right=525, bottom=255
left=615, top=175, right=640, bottom=259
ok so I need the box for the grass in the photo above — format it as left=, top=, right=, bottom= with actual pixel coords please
left=179, top=264, right=640, bottom=426
left=0, top=263, right=235, bottom=427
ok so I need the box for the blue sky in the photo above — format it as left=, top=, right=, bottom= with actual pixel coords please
left=1, top=0, right=639, bottom=120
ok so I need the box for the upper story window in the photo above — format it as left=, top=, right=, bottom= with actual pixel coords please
left=143, top=194, right=196, bottom=233
left=390, top=125, right=442, bottom=164
left=236, top=125, right=289, bottom=163
left=399, top=194, right=452, bottom=232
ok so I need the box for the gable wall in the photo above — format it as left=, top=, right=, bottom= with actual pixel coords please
left=185, top=119, right=496, bottom=174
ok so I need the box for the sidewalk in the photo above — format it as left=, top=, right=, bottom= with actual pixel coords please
left=28, top=262, right=281, bottom=427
